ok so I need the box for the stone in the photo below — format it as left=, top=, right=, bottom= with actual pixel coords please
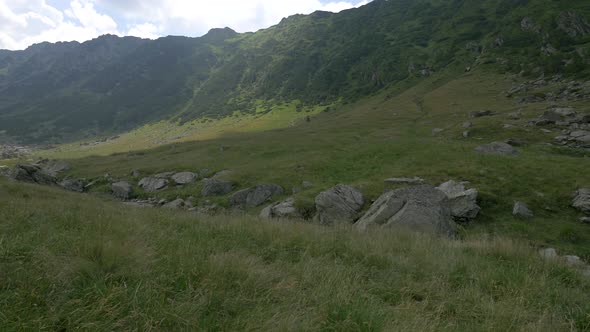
left=59, top=178, right=85, bottom=193
left=513, top=202, right=534, bottom=218
left=463, top=121, right=473, bottom=128
left=475, top=142, right=519, bottom=156
left=552, top=107, right=576, bottom=117
left=201, top=178, right=234, bottom=196
left=557, top=11, right=590, bottom=38
left=505, top=138, right=527, bottom=147
left=508, top=111, right=523, bottom=120
left=432, top=128, right=444, bottom=136
left=563, top=255, right=582, bottom=266
left=356, top=185, right=456, bottom=237
left=112, top=181, right=133, bottom=200
left=314, top=184, right=365, bottom=225
left=9, top=164, right=57, bottom=185
left=154, top=172, right=175, bottom=179
left=302, top=181, right=314, bottom=189
left=36, top=160, right=70, bottom=177
left=570, top=130, right=590, bottom=138
left=463, top=131, right=470, bottom=138
left=260, top=198, right=302, bottom=219
left=580, top=217, right=590, bottom=224
left=171, top=172, right=197, bottom=185
left=470, top=110, right=494, bottom=118
left=436, top=181, right=480, bottom=223
left=212, top=170, right=232, bottom=179
left=572, top=188, right=590, bottom=214
left=131, top=169, right=141, bottom=177
left=229, top=184, right=284, bottom=207
left=539, top=248, right=558, bottom=259
left=139, top=177, right=168, bottom=192
left=384, top=177, right=425, bottom=185
left=163, top=199, right=186, bottom=209
left=542, top=110, right=564, bottom=122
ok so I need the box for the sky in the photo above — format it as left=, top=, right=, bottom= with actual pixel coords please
left=0, top=0, right=371, bottom=50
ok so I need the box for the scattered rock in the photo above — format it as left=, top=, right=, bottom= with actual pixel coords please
left=260, top=198, right=302, bottom=219
left=508, top=111, right=523, bottom=120
left=356, top=185, right=456, bottom=237
left=154, top=172, right=175, bottom=179
left=59, top=178, right=85, bottom=193
left=9, top=164, right=57, bottom=185
left=201, top=178, right=234, bottom=196
left=563, top=255, right=583, bottom=266
left=557, top=11, right=590, bottom=38
left=513, top=202, right=534, bottom=218
left=463, top=131, right=470, bottom=138
left=580, top=217, right=590, bottom=224
left=229, top=184, right=284, bottom=207
left=463, top=121, right=473, bottom=128
left=314, top=184, right=365, bottom=225
left=432, top=128, right=444, bottom=136
left=572, top=188, right=590, bottom=214
left=131, top=169, right=141, bottom=177
left=36, top=159, right=70, bottom=177
left=436, top=181, right=480, bottom=223
left=539, top=248, right=558, bottom=259
left=552, top=107, right=576, bottom=117
left=163, top=198, right=187, bottom=210
left=384, top=177, right=425, bottom=185
left=171, top=172, right=197, bottom=185
left=139, top=177, right=169, bottom=192
left=470, top=110, right=494, bottom=118
left=112, top=181, right=133, bottom=200
left=475, top=142, right=519, bottom=156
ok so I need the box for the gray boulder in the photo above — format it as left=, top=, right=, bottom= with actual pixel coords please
left=59, top=178, right=85, bottom=193
left=436, top=181, right=480, bottom=223
left=513, top=202, right=534, bottom=218
left=201, top=178, right=234, bottom=196
left=475, top=142, right=519, bottom=156
left=139, top=177, right=168, bottom=192
left=163, top=199, right=187, bottom=210
left=154, top=172, right=175, bottom=179
left=470, top=110, right=494, bottom=118
left=229, top=184, right=284, bottom=207
left=573, top=188, right=590, bottom=214
left=112, top=181, right=133, bottom=200
left=539, top=248, right=558, bottom=259
left=171, top=172, right=197, bottom=185
left=9, top=164, right=57, bottom=185
left=260, top=198, right=302, bottom=219
left=314, top=184, right=365, bottom=225
left=355, top=185, right=456, bottom=237
left=37, top=160, right=70, bottom=177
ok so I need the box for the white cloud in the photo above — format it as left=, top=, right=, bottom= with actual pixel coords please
left=0, top=0, right=372, bottom=50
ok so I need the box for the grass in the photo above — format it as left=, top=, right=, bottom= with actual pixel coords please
left=1, top=178, right=589, bottom=331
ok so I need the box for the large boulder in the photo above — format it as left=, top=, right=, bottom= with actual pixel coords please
left=112, top=181, right=133, bottom=200
left=163, top=199, right=187, bottom=210
left=513, top=202, right=534, bottom=218
left=475, top=142, right=519, bottom=156
left=260, top=198, right=302, bottom=219
left=573, top=188, right=590, bottom=214
left=171, top=172, right=197, bottom=185
left=355, top=185, right=456, bottom=237
left=9, top=164, right=57, bottom=185
left=36, top=159, right=70, bottom=177
left=436, top=181, right=480, bottom=223
left=201, top=178, right=234, bottom=196
left=229, top=184, right=284, bottom=207
left=314, top=184, right=364, bottom=225
left=59, top=178, right=85, bottom=193
left=139, top=177, right=168, bottom=192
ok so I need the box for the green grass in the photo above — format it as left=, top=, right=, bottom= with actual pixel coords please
left=1, top=178, right=589, bottom=331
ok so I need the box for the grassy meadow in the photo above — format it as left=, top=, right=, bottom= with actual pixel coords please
left=1, top=178, right=589, bottom=331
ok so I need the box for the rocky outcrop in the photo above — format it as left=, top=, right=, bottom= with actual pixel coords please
left=539, top=247, right=590, bottom=279
left=112, top=181, right=133, bottom=200
left=229, top=184, right=284, bottom=207
left=201, top=178, right=234, bottom=196
left=573, top=188, right=590, bottom=214
left=59, top=178, right=85, bottom=193
left=163, top=198, right=188, bottom=210
left=171, top=172, right=197, bottom=185
left=475, top=142, right=519, bottom=156
left=314, top=184, right=364, bottom=225
left=355, top=185, right=456, bottom=237
left=36, top=159, right=70, bottom=177
left=436, top=181, right=480, bottom=223
left=139, top=177, right=168, bottom=192
left=513, top=202, right=534, bottom=218
left=260, top=198, right=302, bottom=219
left=8, top=164, right=57, bottom=185
left=557, top=11, right=590, bottom=38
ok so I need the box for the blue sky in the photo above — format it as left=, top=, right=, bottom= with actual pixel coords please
left=0, top=0, right=371, bottom=50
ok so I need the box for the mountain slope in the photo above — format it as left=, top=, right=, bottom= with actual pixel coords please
left=1, top=0, right=589, bottom=143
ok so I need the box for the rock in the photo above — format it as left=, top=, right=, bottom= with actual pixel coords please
left=314, top=184, right=365, bottom=225
left=201, top=178, right=234, bottom=196
left=356, top=185, right=456, bottom=236
left=163, top=199, right=186, bottom=210
left=229, top=184, right=284, bottom=207
left=539, top=248, right=558, bottom=259
left=432, top=128, right=444, bottom=136
left=470, top=110, right=494, bottom=118
left=580, top=217, right=590, bottom=224
left=436, top=181, right=480, bottom=223
left=463, top=131, right=470, bottom=138
left=131, top=169, right=141, bottom=177
left=154, top=172, right=175, bottom=179
left=513, top=202, right=534, bottom=218
left=463, top=121, right=473, bottom=128
left=138, top=177, right=168, bottom=192
left=36, top=160, right=70, bottom=177
left=9, top=164, right=57, bottom=185
left=505, top=138, right=527, bottom=147
left=508, top=111, right=523, bottom=120
left=572, top=188, right=590, bottom=214
left=384, top=177, right=425, bottom=185
left=542, top=110, right=564, bottom=122
left=557, top=11, right=590, bottom=38
left=570, top=130, right=590, bottom=138
left=112, top=181, right=133, bottom=200
left=552, top=107, right=576, bottom=117
left=475, top=142, right=519, bottom=156
left=563, top=255, right=582, bottom=266
left=192, top=203, right=220, bottom=215
left=198, top=168, right=211, bottom=178
left=302, top=181, right=314, bottom=189
left=521, top=17, right=541, bottom=33
left=260, top=198, right=302, bottom=219
left=171, top=172, right=197, bottom=185
left=59, top=178, right=85, bottom=193
left=212, top=170, right=232, bottom=179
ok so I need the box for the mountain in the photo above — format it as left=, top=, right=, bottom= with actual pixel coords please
left=1, top=0, right=589, bottom=143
